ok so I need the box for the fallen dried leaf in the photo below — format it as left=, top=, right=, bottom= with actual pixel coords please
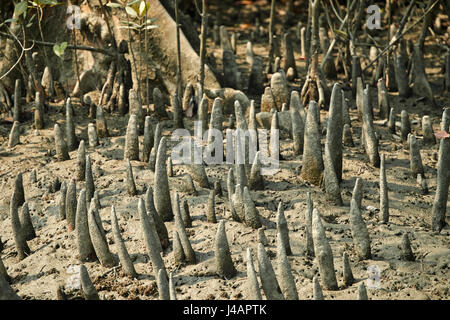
left=240, top=23, right=252, bottom=30
left=434, top=130, right=450, bottom=139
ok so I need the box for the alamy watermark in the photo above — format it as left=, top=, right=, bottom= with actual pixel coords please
left=66, top=5, right=81, bottom=30
left=366, top=265, right=381, bottom=289
left=65, top=265, right=81, bottom=290
left=366, top=5, right=382, bottom=30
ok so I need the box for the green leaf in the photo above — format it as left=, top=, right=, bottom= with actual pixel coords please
left=131, top=3, right=140, bottom=15
left=120, top=20, right=140, bottom=28
left=53, top=45, right=62, bottom=58
left=145, top=2, right=150, bottom=14
left=144, top=24, right=159, bottom=30
left=5, top=18, right=18, bottom=24
left=28, top=13, right=36, bottom=23
left=53, top=45, right=59, bottom=56
left=39, top=0, right=54, bottom=5
left=119, top=26, right=138, bottom=31
left=106, top=2, right=122, bottom=8
left=53, top=42, right=68, bottom=58
left=334, top=29, right=348, bottom=39
left=143, top=17, right=157, bottom=25
left=14, top=1, right=28, bottom=18
left=139, top=0, right=146, bottom=16
left=127, top=0, right=141, bottom=6
left=42, top=0, right=60, bottom=5
left=125, top=5, right=138, bottom=18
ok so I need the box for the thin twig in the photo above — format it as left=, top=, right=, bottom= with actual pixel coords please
left=350, top=0, right=365, bottom=43
left=320, top=0, right=357, bottom=71
left=268, top=0, right=276, bottom=65
left=36, top=6, right=50, bottom=66
left=0, top=27, right=35, bottom=80
left=395, top=0, right=417, bottom=42
left=331, top=0, right=343, bottom=19
left=0, top=31, right=115, bottom=56
left=199, top=0, right=207, bottom=94
left=367, top=33, right=381, bottom=48
left=100, top=265, right=121, bottom=277
left=193, top=0, right=202, bottom=17
left=2, top=251, right=16, bottom=259
left=144, top=1, right=150, bottom=106
left=125, top=11, right=140, bottom=97
left=98, top=0, right=118, bottom=52
left=328, top=0, right=343, bottom=24
left=175, top=0, right=182, bottom=97
left=72, top=28, right=81, bottom=93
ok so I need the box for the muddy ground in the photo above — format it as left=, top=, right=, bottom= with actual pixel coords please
left=0, top=1, right=449, bottom=300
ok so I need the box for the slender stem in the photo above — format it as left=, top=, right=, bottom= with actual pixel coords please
left=139, top=16, right=143, bottom=101
left=194, top=0, right=202, bottom=16
left=98, top=0, right=118, bottom=51
left=396, top=0, right=417, bottom=38
left=199, top=0, right=207, bottom=94
left=62, top=58, right=69, bottom=99
left=320, top=0, right=358, bottom=71
left=366, top=33, right=381, bottom=47
left=72, top=29, right=81, bottom=95
left=0, top=25, right=31, bottom=81
left=310, top=0, right=320, bottom=62
left=126, top=12, right=140, bottom=96
left=268, top=0, right=275, bottom=43
left=36, top=6, right=56, bottom=97
left=305, top=0, right=312, bottom=71
left=386, top=0, right=391, bottom=84
left=337, top=46, right=349, bottom=80
left=385, top=0, right=391, bottom=21
left=419, top=0, right=435, bottom=51
left=268, top=0, right=276, bottom=65
left=97, top=0, right=120, bottom=75
left=37, top=7, right=49, bottom=65
left=351, top=0, right=365, bottom=40
left=175, top=0, right=182, bottom=97
left=387, top=0, right=391, bottom=46
left=145, top=4, right=149, bottom=106
left=328, top=0, right=343, bottom=23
